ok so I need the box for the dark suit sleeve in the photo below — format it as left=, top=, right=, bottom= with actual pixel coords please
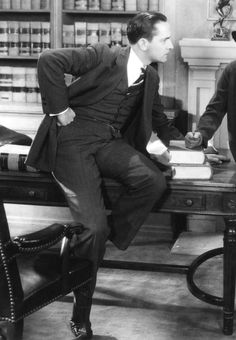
left=37, top=44, right=109, bottom=115
left=196, top=65, right=229, bottom=147
left=151, top=87, right=184, bottom=146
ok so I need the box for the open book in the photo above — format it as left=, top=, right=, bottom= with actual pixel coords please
left=146, top=139, right=213, bottom=180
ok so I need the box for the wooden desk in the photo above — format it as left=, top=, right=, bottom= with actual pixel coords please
left=0, top=163, right=236, bottom=335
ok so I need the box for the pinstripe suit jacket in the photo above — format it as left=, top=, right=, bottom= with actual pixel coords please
left=26, top=43, right=181, bottom=171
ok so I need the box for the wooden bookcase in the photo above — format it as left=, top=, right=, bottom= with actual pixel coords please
left=0, top=0, right=161, bottom=137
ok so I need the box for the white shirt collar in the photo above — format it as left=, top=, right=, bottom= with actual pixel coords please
left=127, top=48, right=146, bottom=87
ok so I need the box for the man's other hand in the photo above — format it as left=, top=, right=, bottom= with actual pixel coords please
left=56, top=108, right=76, bottom=126
left=185, top=131, right=203, bottom=149
left=205, top=154, right=231, bottom=164
left=150, top=150, right=171, bottom=166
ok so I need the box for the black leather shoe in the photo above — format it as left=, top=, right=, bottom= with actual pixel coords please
left=70, top=320, right=93, bottom=339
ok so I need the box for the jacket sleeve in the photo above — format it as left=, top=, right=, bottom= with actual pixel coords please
left=37, top=44, right=109, bottom=115
left=151, top=87, right=184, bottom=146
left=196, top=65, right=229, bottom=147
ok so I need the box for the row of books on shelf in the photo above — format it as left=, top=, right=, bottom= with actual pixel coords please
left=0, top=66, right=40, bottom=104
left=63, top=22, right=128, bottom=47
left=0, top=21, right=50, bottom=56
left=0, top=86, right=41, bottom=104
left=0, top=0, right=50, bottom=10
left=64, top=0, right=158, bottom=11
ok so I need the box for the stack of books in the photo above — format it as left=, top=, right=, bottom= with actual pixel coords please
left=147, top=139, right=213, bottom=180
left=168, top=140, right=212, bottom=180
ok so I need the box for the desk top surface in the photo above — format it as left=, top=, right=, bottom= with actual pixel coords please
left=0, top=161, right=236, bottom=192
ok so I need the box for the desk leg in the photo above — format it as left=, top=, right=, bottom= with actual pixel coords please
left=223, top=218, right=236, bottom=335
left=171, top=213, right=187, bottom=240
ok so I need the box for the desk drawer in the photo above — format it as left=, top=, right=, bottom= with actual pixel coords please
left=0, top=185, right=47, bottom=202
left=160, top=192, right=205, bottom=211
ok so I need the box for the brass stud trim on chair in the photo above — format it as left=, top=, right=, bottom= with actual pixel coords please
left=9, top=278, right=92, bottom=323
left=0, top=239, right=16, bottom=321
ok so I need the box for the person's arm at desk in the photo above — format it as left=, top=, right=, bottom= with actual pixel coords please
left=185, top=131, right=230, bottom=164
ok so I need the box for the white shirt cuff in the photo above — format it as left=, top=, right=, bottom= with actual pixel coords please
left=146, top=139, right=168, bottom=155
left=49, top=108, right=69, bottom=117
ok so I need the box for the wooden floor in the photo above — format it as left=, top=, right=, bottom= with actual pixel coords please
left=1, top=218, right=233, bottom=339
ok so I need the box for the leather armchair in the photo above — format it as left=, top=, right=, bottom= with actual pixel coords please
left=0, top=203, right=92, bottom=340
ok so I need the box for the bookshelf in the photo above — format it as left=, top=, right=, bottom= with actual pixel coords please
left=0, top=0, right=161, bottom=136
left=0, top=0, right=52, bottom=119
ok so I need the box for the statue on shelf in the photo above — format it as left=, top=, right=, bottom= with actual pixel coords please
left=211, top=0, right=233, bottom=40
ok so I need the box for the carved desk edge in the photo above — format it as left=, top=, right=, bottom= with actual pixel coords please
left=0, top=162, right=236, bottom=216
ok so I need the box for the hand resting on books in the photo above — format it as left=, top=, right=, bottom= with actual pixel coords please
left=185, top=132, right=231, bottom=164
left=205, top=154, right=230, bottom=164
left=149, top=150, right=171, bottom=167
left=146, top=139, right=171, bottom=168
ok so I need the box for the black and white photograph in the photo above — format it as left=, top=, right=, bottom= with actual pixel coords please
left=0, top=0, right=236, bottom=339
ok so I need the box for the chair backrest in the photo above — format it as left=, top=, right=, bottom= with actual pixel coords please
left=0, top=201, right=23, bottom=322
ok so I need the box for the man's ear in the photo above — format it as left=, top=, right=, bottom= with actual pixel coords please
left=137, top=38, right=149, bottom=51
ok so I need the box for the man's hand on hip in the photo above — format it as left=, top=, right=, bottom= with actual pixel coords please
left=56, top=108, right=76, bottom=126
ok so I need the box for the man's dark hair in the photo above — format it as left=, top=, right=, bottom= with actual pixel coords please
left=127, top=12, right=167, bottom=44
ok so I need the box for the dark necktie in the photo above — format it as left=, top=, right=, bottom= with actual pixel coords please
left=133, top=67, right=146, bottom=85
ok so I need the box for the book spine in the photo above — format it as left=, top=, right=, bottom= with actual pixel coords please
left=75, top=0, right=87, bottom=10
left=19, top=21, right=31, bottom=56
left=137, top=0, right=148, bottom=11
left=74, top=22, right=87, bottom=46
left=41, top=21, right=50, bottom=50
left=31, top=0, right=41, bottom=10
left=30, top=21, right=42, bottom=55
left=88, top=0, right=100, bottom=10
left=112, top=0, right=124, bottom=11
left=0, top=153, right=37, bottom=172
left=8, top=21, right=20, bottom=56
left=87, top=23, right=99, bottom=45
left=63, top=0, right=74, bottom=10
left=11, top=0, right=21, bottom=10
left=124, top=0, right=136, bottom=11
left=111, top=22, right=122, bottom=46
left=1, top=0, right=11, bottom=9
left=40, top=0, right=50, bottom=10
left=99, top=23, right=111, bottom=45
left=12, top=67, right=26, bottom=103
left=62, top=24, right=75, bottom=47
left=121, top=23, right=128, bottom=46
left=25, top=67, right=38, bottom=103
left=148, top=0, right=159, bottom=11
left=21, top=0, right=31, bottom=10
left=0, top=66, right=13, bottom=102
left=0, top=21, right=8, bottom=56
left=101, top=0, right=111, bottom=10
